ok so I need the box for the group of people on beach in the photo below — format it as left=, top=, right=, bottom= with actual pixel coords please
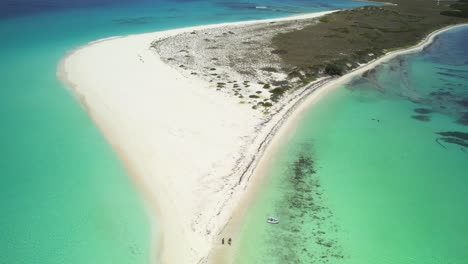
left=221, top=238, right=232, bottom=246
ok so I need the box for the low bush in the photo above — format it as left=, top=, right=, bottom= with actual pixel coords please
left=324, top=63, right=344, bottom=76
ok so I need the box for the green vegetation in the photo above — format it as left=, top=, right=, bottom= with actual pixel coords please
left=154, top=0, right=467, bottom=108
left=324, top=63, right=344, bottom=76
left=287, top=68, right=319, bottom=84
left=269, top=87, right=286, bottom=102
left=441, top=0, right=468, bottom=18
left=272, top=0, right=467, bottom=79
left=261, top=66, right=278, bottom=72
left=271, top=49, right=288, bottom=55
left=259, top=101, right=273, bottom=107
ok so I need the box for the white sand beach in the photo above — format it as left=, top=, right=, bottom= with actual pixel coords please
left=205, top=22, right=468, bottom=264
left=58, top=8, right=466, bottom=263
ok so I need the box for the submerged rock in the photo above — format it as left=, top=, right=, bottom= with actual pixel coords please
left=456, top=99, right=468, bottom=108
left=267, top=145, right=344, bottom=263
left=436, top=131, right=468, bottom=140
left=437, top=72, right=468, bottom=80
left=430, top=91, right=452, bottom=97
left=457, top=112, right=468, bottom=126
left=438, top=137, right=468, bottom=148
left=414, top=108, right=433, bottom=114
left=412, top=115, right=431, bottom=122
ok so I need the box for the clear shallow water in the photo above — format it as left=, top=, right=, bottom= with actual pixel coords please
left=235, top=26, right=468, bottom=264
left=0, top=1, right=371, bottom=263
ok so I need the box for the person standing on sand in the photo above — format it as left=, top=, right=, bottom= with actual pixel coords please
left=222, top=238, right=224, bottom=245
left=228, top=238, right=232, bottom=246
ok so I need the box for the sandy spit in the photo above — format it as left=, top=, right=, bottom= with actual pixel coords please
left=57, top=11, right=336, bottom=264
left=57, top=8, right=467, bottom=263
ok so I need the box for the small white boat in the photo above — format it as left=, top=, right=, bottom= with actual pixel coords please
left=267, top=217, right=279, bottom=224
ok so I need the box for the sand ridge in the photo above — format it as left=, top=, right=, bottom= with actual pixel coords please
left=58, top=11, right=335, bottom=264
left=58, top=8, right=466, bottom=263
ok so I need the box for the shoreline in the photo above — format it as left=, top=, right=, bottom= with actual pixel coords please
left=207, top=22, right=468, bottom=263
left=58, top=47, right=164, bottom=263
left=57, top=7, right=467, bottom=263
left=57, top=10, right=336, bottom=264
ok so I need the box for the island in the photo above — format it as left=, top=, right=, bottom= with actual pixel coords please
left=58, top=0, right=467, bottom=263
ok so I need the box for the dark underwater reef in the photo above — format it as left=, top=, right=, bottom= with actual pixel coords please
left=436, top=131, right=468, bottom=150
left=268, top=144, right=344, bottom=263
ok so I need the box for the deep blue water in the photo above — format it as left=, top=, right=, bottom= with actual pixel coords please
left=0, top=0, right=367, bottom=19
left=0, top=0, right=373, bottom=263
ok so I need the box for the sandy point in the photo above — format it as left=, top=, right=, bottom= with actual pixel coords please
left=57, top=7, right=467, bottom=263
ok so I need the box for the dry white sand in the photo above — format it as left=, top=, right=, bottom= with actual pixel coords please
left=206, top=22, right=468, bottom=264
left=58, top=11, right=335, bottom=264
left=58, top=7, right=466, bottom=262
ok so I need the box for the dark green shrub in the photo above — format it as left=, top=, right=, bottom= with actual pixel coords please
left=269, top=87, right=287, bottom=102
left=261, top=67, right=278, bottom=72
left=324, top=64, right=344, bottom=76
left=271, top=49, right=288, bottom=55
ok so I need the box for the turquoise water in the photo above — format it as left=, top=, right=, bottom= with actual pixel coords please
left=0, top=1, right=372, bottom=263
left=235, top=26, right=468, bottom=263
